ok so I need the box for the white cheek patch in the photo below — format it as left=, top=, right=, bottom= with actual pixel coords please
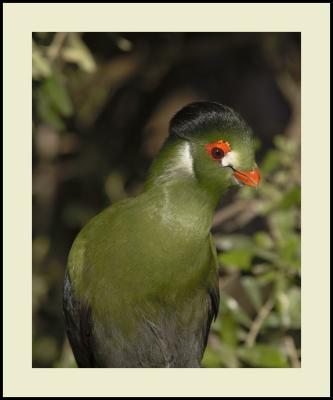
left=178, top=141, right=194, bottom=174
left=221, top=151, right=239, bottom=167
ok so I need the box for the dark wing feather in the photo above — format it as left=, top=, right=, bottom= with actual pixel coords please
left=203, top=275, right=220, bottom=350
left=63, top=270, right=95, bottom=367
left=202, top=234, right=220, bottom=350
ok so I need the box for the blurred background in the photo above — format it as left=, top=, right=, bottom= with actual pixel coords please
left=32, top=32, right=301, bottom=368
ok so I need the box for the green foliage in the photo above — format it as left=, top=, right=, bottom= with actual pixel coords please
left=237, top=344, right=289, bottom=368
left=32, top=33, right=301, bottom=368
left=204, top=136, right=301, bottom=368
left=33, top=33, right=96, bottom=130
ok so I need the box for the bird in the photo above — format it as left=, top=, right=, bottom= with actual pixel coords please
left=63, top=101, right=260, bottom=368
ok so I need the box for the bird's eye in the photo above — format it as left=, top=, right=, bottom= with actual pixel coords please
left=205, top=140, right=231, bottom=160
left=211, top=147, right=225, bottom=160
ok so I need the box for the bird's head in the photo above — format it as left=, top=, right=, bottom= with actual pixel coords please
left=167, top=101, right=260, bottom=194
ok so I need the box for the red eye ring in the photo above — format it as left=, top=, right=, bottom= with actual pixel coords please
left=205, top=140, right=231, bottom=160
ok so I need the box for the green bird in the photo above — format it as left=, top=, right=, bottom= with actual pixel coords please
left=63, top=102, right=260, bottom=368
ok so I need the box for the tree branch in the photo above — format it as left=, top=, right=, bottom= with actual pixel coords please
left=245, top=297, right=275, bottom=347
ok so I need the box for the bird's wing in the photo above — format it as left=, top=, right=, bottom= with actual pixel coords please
left=202, top=234, right=220, bottom=349
left=63, top=270, right=95, bottom=367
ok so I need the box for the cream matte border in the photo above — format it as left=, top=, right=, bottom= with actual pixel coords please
left=3, top=3, right=330, bottom=397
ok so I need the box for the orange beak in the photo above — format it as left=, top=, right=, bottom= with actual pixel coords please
left=233, top=168, right=260, bottom=188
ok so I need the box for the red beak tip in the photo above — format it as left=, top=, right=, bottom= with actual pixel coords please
left=233, top=168, right=260, bottom=188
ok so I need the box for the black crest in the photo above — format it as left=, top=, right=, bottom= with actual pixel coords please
left=169, top=101, right=248, bottom=141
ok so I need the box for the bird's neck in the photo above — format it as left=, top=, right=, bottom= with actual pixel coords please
left=144, top=139, right=223, bottom=234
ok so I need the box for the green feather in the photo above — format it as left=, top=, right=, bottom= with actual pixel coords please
left=64, top=101, right=257, bottom=367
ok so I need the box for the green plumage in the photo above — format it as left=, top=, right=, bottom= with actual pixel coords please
left=63, top=102, right=258, bottom=367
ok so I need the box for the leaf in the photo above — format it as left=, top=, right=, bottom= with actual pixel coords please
left=203, top=340, right=240, bottom=368
left=277, top=186, right=301, bottom=209
left=274, top=135, right=299, bottom=157
left=53, top=359, right=77, bottom=368
left=254, top=231, right=274, bottom=249
left=277, top=292, right=292, bottom=327
left=237, top=344, right=289, bottom=368
left=43, top=77, right=73, bottom=117
left=219, top=311, right=238, bottom=347
left=261, top=149, right=280, bottom=174
left=215, top=234, right=255, bottom=252
left=269, top=209, right=297, bottom=241
left=32, top=44, right=52, bottom=79
left=256, top=184, right=285, bottom=215
left=237, top=185, right=257, bottom=200
left=210, top=314, right=223, bottom=333
left=217, top=233, right=280, bottom=266
left=262, top=311, right=282, bottom=329
left=62, top=33, right=96, bottom=73
left=35, top=88, right=64, bottom=130
left=276, top=287, right=301, bottom=329
left=219, top=343, right=240, bottom=368
left=257, top=270, right=279, bottom=285
left=223, top=296, right=253, bottom=328
left=201, top=346, right=222, bottom=368
left=219, top=249, right=253, bottom=271
left=241, top=276, right=262, bottom=312
left=217, top=235, right=257, bottom=271
left=288, top=287, right=301, bottom=329
left=254, top=248, right=279, bottom=264
left=277, top=232, right=301, bottom=271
